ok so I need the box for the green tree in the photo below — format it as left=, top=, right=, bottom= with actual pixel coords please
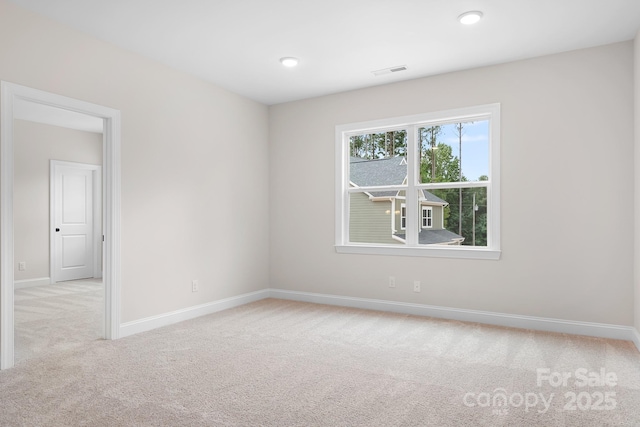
left=384, top=130, right=407, bottom=157
left=466, top=175, right=488, bottom=246
left=419, top=125, right=487, bottom=246
left=420, top=143, right=461, bottom=183
left=440, top=177, right=488, bottom=246
left=350, top=131, right=406, bottom=159
left=419, top=126, right=441, bottom=181
left=349, top=135, right=366, bottom=158
left=460, top=186, right=487, bottom=246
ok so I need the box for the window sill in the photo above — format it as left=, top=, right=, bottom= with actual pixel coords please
left=335, top=244, right=501, bottom=260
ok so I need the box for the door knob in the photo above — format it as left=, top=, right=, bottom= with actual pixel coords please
left=55, top=228, right=60, bottom=232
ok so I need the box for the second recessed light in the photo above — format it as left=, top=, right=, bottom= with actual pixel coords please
left=458, top=11, right=483, bottom=25
left=280, top=57, right=299, bottom=67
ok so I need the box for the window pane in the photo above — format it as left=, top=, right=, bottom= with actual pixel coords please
left=419, top=120, right=489, bottom=184
left=349, top=192, right=406, bottom=245
left=415, top=187, right=488, bottom=247
left=350, top=131, right=407, bottom=186
left=421, top=206, right=433, bottom=229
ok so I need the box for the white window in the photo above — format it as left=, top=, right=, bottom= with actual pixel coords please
left=421, top=206, right=432, bottom=229
left=335, top=104, right=501, bottom=259
left=400, top=203, right=406, bottom=230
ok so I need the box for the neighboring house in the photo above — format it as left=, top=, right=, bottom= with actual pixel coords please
left=349, top=156, right=465, bottom=245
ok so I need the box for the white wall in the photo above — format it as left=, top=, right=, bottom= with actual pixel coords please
left=0, top=0, right=270, bottom=322
left=14, top=120, right=102, bottom=282
left=2, top=0, right=636, bottom=332
left=269, top=42, right=635, bottom=326
left=635, top=30, right=640, bottom=333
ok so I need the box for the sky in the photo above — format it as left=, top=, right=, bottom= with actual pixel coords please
left=438, top=120, right=489, bottom=181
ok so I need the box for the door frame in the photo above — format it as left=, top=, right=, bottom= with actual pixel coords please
left=1, top=82, right=122, bottom=369
left=50, top=160, right=102, bottom=284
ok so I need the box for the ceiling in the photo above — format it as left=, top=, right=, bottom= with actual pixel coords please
left=8, top=0, right=640, bottom=105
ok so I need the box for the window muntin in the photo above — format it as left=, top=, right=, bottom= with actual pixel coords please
left=336, top=104, right=500, bottom=259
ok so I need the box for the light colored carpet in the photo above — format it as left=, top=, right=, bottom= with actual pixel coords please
left=14, top=279, right=103, bottom=364
left=1, top=298, right=639, bottom=426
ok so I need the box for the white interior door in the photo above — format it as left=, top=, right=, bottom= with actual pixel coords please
left=52, top=162, right=96, bottom=282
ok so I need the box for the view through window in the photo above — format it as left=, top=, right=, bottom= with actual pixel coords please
left=337, top=104, right=500, bottom=259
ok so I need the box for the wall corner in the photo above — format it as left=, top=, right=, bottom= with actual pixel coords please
left=634, top=29, right=640, bottom=333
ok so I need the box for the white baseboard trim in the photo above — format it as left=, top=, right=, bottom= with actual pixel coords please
left=119, top=289, right=270, bottom=338
left=116, top=287, right=640, bottom=353
left=632, top=327, right=640, bottom=353
left=268, top=289, right=640, bottom=346
left=14, top=277, right=50, bottom=289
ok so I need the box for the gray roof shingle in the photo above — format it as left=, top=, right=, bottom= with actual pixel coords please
left=396, top=229, right=466, bottom=245
left=350, top=156, right=406, bottom=187
left=350, top=156, right=447, bottom=204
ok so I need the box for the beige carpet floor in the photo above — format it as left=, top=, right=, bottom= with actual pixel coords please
left=1, top=298, right=640, bottom=426
left=14, top=279, right=103, bottom=364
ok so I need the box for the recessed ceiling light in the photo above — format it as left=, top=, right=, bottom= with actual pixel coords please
left=458, top=11, right=483, bottom=25
left=280, top=57, right=299, bottom=67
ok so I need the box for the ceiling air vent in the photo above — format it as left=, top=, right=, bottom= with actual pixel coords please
left=372, top=65, right=408, bottom=76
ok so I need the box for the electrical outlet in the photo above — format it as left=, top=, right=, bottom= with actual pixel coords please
left=192, top=279, right=199, bottom=292
left=413, top=280, right=421, bottom=292
left=389, top=276, right=396, bottom=288
left=18, top=261, right=26, bottom=271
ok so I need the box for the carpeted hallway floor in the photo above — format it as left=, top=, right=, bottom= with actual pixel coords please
left=14, top=279, right=103, bottom=364
left=1, top=297, right=640, bottom=426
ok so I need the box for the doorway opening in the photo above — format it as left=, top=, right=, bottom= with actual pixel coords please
left=1, top=82, right=121, bottom=369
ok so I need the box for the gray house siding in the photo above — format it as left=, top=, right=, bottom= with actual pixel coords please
left=349, top=192, right=399, bottom=244
left=394, top=200, right=404, bottom=233
left=425, top=204, right=444, bottom=230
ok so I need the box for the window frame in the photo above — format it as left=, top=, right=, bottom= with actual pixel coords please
left=335, top=103, right=501, bottom=260
left=400, top=203, right=406, bottom=230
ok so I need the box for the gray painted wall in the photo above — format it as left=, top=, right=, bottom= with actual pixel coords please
left=635, top=31, right=640, bottom=333
left=0, top=1, right=269, bottom=323
left=270, top=41, right=634, bottom=326
left=13, top=120, right=102, bottom=282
